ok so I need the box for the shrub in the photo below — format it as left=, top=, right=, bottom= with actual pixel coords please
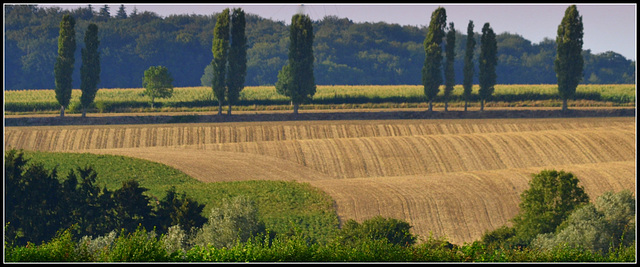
left=510, top=170, right=590, bottom=246
left=104, top=228, right=168, bottom=262
left=336, top=216, right=416, bottom=247
left=531, top=190, right=636, bottom=255
left=192, top=195, right=266, bottom=249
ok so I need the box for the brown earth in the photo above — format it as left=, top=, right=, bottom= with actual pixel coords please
left=4, top=108, right=636, bottom=245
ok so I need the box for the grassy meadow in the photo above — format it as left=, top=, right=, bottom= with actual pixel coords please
left=4, top=84, right=636, bottom=114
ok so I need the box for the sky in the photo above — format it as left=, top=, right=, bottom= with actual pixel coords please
left=36, top=3, right=637, bottom=61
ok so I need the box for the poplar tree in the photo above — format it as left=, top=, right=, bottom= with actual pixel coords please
left=80, top=23, right=100, bottom=118
left=54, top=14, right=76, bottom=118
left=555, top=5, right=584, bottom=112
left=443, top=22, right=456, bottom=112
left=422, top=7, right=446, bottom=112
left=463, top=20, right=475, bottom=112
left=211, top=8, right=230, bottom=115
left=226, top=8, right=246, bottom=115
left=478, top=22, right=497, bottom=111
left=276, top=13, right=316, bottom=115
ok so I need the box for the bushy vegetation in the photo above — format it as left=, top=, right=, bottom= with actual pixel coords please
left=478, top=170, right=635, bottom=259
left=4, top=150, right=635, bottom=262
left=4, top=5, right=635, bottom=91
left=4, top=149, right=339, bottom=247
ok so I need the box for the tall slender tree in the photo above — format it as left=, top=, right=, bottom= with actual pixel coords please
left=226, top=8, right=246, bottom=115
left=275, top=13, right=316, bottom=115
left=211, top=8, right=230, bottom=115
left=443, top=22, right=456, bottom=112
left=463, top=20, right=475, bottom=112
left=422, top=7, right=447, bottom=112
left=54, top=14, right=76, bottom=118
left=98, top=4, right=110, bottom=21
left=116, top=4, right=127, bottom=19
left=478, top=22, right=497, bottom=111
left=80, top=23, right=100, bottom=118
left=555, top=5, right=584, bottom=112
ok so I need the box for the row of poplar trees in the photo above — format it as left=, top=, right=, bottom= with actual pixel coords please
left=422, top=7, right=498, bottom=112
left=55, top=5, right=583, bottom=116
left=422, top=5, right=583, bottom=112
left=54, top=14, right=100, bottom=118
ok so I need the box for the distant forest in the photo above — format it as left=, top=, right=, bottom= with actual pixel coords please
left=4, top=5, right=636, bottom=90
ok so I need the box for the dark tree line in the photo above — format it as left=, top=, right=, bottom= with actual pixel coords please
left=4, top=5, right=635, bottom=91
left=4, top=149, right=207, bottom=247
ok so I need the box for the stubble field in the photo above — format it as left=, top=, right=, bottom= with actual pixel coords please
left=4, top=116, right=636, bottom=245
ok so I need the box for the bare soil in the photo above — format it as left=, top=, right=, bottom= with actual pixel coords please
left=4, top=107, right=635, bottom=127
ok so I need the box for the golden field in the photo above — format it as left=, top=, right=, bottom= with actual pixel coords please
left=4, top=116, right=636, bottom=245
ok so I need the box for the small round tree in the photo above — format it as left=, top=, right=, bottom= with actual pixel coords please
left=510, top=169, right=590, bottom=246
left=142, top=66, right=174, bottom=109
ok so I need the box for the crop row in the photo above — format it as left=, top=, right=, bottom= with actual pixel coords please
left=4, top=84, right=636, bottom=113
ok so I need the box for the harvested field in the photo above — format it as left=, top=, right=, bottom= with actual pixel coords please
left=4, top=116, right=636, bottom=245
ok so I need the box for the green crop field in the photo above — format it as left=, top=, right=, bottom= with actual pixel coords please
left=4, top=84, right=635, bottom=114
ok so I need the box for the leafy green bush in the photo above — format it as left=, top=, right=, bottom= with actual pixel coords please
left=336, top=216, right=416, bottom=247
left=192, top=195, right=266, bottom=249
left=104, top=228, right=168, bottom=262
left=510, top=170, right=590, bottom=246
left=531, top=190, right=635, bottom=255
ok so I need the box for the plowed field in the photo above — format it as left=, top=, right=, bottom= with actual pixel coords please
left=4, top=116, right=635, bottom=245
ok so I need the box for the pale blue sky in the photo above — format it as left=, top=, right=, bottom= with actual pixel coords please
left=40, top=3, right=636, bottom=61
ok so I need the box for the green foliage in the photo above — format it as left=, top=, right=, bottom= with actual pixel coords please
left=4, top=6, right=635, bottom=90
left=337, top=216, right=416, bottom=247
left=105, top=228, right=168, bottom=262
left=142, top=65, right=174, bottom=108
left=112, top=179, right=154, bottom=234
left=80, top=23, right=100, bottom=117
left=510, top=170, right=590, bottom=246
left=211, top=8, right=230, bottom=115
left=154, top=186, right=207, bottom=234
left=227, top=8, right=247, bottom=114
left=193, top=195, right=266, bottom=249
left=555, top=5, right=584, bottom=111
left=4, top=149, right=64, bottom=246
left=277, top=13, right=316, bottom=114
left=531, top=190, right=635, bottom=255
left=54, top=14, right=76, bottom=116
left=480, top=225, right=517, bottom=250
left=462, top=20, right=475, bottom=110
left=5, top=228, right=89, bottom=262
left=478, top=22, right=497, bottom=110
left=444, top=22, right=456, bottom=111
left=422, top=7, right=446, bottom=111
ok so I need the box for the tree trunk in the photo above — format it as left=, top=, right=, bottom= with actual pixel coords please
left=444, top=101, right=448, bottom=112
left=218, top=100, right=223, bottom=115
left=562, top=98, right=568, bottom=112
left=82, top=107, right=86, bottom=118
left=293, top=102, right=299, bottom=115
left=428, top=100, right=433, bottom=112
left=228, top=102, right=232, bottom=115
left=60, top=106, right=65, bottom=117
left=464, top=100, right=468, bottom=112
left=480, top=99, right=484, bottom=111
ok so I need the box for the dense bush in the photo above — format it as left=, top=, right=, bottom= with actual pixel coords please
left=4, top=149, right=206, bottom=247
left=531, top=190, right=635, bottom=254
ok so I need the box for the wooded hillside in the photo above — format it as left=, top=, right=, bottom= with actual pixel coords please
left=4, top=5, right=636, bottom=90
